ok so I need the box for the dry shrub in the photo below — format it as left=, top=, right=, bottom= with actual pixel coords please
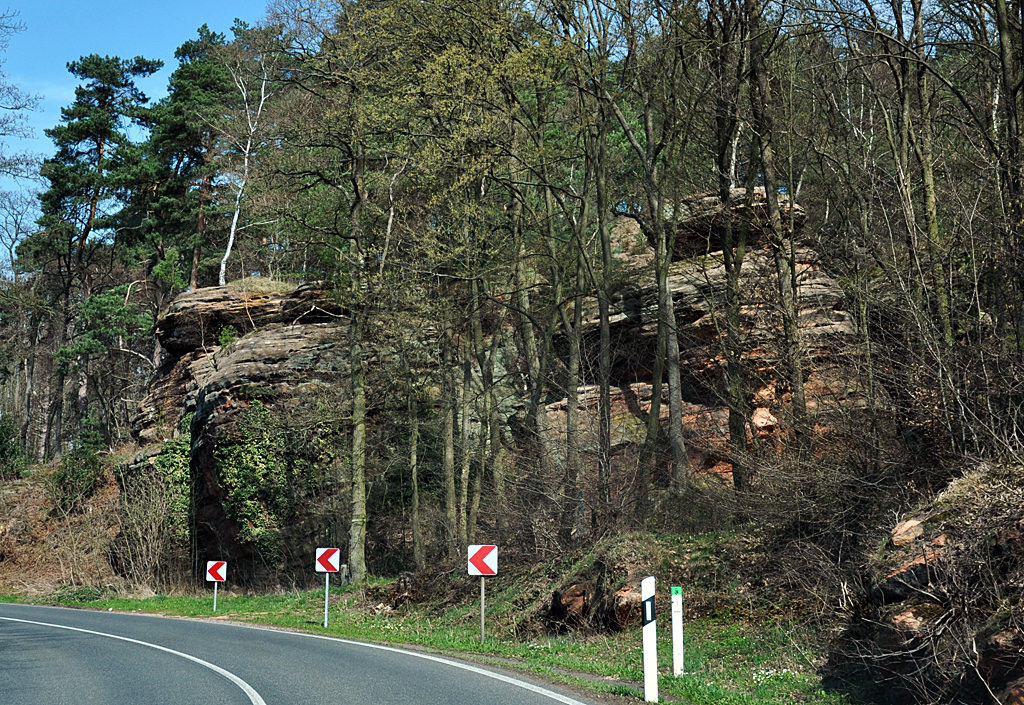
left=110, top=464, right=190, bottom=592
left=816, top=463, right=1024, bottom=704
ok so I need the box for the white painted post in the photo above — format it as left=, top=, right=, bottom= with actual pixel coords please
left=213, top=582, right=218, bottom=613
left=480, top=576, right=486, bottom=643
left=671, top=586, right=684, bottom=676
left=323, top=573, right=331, bottom=628
left=641, top=575, right=658, bottom=702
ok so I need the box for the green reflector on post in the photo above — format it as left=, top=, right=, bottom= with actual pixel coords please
left=671, top=586, right=682, bottom=595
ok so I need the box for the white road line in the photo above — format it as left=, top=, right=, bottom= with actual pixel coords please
left=0, top=616, right=266, bottom=705
left=246, top=625, right=595, bottom=705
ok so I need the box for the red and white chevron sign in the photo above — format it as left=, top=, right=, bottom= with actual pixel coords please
left=467, top=545, right=497, bottom=576
left=316, top=547, right=340, bottom=573
left=205, top=561, right=226, bottom=582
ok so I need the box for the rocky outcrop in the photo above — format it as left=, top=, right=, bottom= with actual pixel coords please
left=542, top=191, right=860, bottom=480
left=132, top=281, right=352, bottom=578
left=133, top=282, right=348, bottom=444
left=582, top=195, right=854, bottom=383
left=155, top=281, right=344, bottom=355
left=663, top=187, right=807, bottom=260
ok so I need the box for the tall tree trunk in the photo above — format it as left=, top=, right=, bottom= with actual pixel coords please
left=512, top=196, right=545, bottom=537
left=20, top=312, right=40, bottom=450
left=409, top=393, right=423, bottom=570
left=603, top=95, right=689, bottom=489
left=482, top=314, right=507, bottom=543
left=748, top=0, right=808, bottom=445
left=595, top=110, right=613, bottom=516
left=442, top=329, right=458, bottom=556
left=542, top=179, right=576, bottom=540
left=911, top=0, right=952, bottom=346
left=659, top=212, right=689, bottom=490
left=468, top=421, right=484, bottom=544
left=637, top=323, right=665, bottom=524
left=994, top=0, right=1020, bottom=199
left=558, top=240, right=586, bottom=545
left=348, top=305, right=367, bottom=584
left=713, top=1, right=750, bottom=490
left=347, top=153, right=368, bottom=585
left=458, top=340, right=473, bottom=548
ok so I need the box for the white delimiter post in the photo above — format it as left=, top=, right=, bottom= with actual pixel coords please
left=641, top=575, right=658, bottom=702
left=671, top=586, right=684, bottom=676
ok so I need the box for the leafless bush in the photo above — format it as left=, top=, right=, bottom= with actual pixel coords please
left=110, top=465, right=190, bottom=592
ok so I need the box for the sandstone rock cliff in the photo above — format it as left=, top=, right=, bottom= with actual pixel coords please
left=132, top=281, right=350, bottom=575
left=540, top=190, right=860, bottom=483
left=131, top=189, right=860, bottom=577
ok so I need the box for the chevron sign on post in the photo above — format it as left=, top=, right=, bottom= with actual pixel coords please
left=316, top=548, right=340, bottom=572
left=205, top=561, right=226, bottom=613
left=468, top=545, right=498, bottom=643
left=206, top=561, right=226, bottom=582
left=467, top=545, right=497, bottom=576
left=316, top=548, right=340, bottom=628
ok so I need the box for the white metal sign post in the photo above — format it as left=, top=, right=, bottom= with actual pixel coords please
left=641, top=575, right=658, bottom=702
left=468, top=545, right=497, bottom=643
left=671, top=586, right=684, bottom=676
left=206, top=561, right=226, bottom=613
left=316, top=548, right=341, bottom=628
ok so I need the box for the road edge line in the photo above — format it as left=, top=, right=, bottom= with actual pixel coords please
left=0, top=616, right=266, bottom=705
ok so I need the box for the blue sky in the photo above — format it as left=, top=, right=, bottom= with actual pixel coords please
left=2, top=0, right=265, bottom=167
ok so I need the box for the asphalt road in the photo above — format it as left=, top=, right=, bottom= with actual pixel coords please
left=0, top=603, right=600, bottom=705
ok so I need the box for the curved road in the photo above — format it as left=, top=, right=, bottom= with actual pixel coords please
left=0, top=603, right=600, bottom=705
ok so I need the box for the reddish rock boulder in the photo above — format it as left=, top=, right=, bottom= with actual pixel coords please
left=892, top=518, right=925, bottom=547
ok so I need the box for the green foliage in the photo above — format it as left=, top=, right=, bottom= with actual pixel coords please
left=78, top=413, right=109, bottom=454
left=32, top=54, right=162, bottom=276
left=150, top=246, right=188, bottom=290
left=56, top=285, right=149, bottom=368
left=218, top=324, right=239, bottom=348
left=0, top=416, right=26, bottom=479
left=45, top=448, right=104, bottom=515
left=123, top=26, right=233, bottom=290
left=215, top=401, right=291, bottom=561
left=154, top=414, right=194, bottom=546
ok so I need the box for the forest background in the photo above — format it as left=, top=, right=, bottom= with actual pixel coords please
left=0, top=0, right=1022, bottom=700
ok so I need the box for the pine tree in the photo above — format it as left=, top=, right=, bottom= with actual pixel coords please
left=37, top=54, right=162, bottom=297
left=29, top=54, right=161, bottom=447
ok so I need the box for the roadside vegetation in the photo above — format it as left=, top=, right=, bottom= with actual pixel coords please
left=1, top=530, right=850, bottom=705
left=0, top=0, right=1023, bottom=701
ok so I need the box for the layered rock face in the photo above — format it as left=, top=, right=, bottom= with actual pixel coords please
left=661, top=187, right=806, bottom=260
left=132, top=189, right=858, bottom=575
left=543, top=189, right=860, bottom=481
left=132, top=282, right=350, bottom=572
left=135, top=281, right=348, bottom=444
